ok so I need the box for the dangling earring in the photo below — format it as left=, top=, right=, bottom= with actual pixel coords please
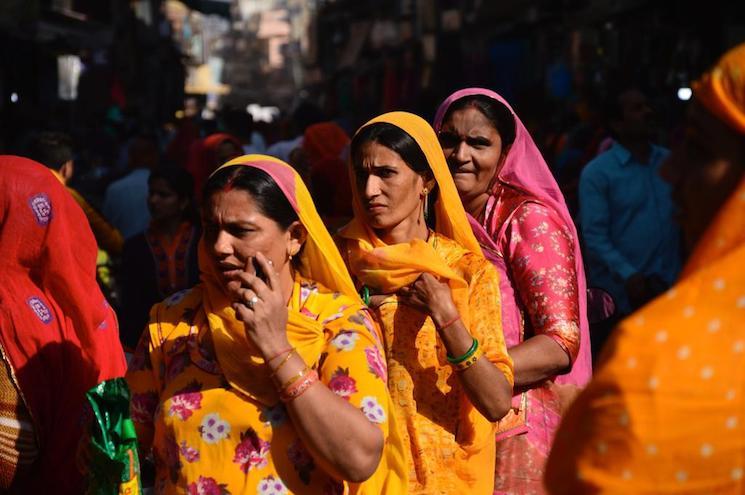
left=422, top=187, right=429, bottom=223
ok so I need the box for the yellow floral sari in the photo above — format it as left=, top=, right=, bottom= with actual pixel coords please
left=126, top=156, right=406, bottom=495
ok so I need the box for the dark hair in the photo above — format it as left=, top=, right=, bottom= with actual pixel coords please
left=26, top=131, right=74, bottom=170
left=221, top=107, right=254, bottom=141
left=603, top=88, right=642, bottom=126
left=149, top=165, right=197, bottom=221
left=203, top=165, right=298, bottom=230
left=149, top=165, right=195, bottom=200
left=442, top=95, right=516, bottom=146
left=351, top=122, right=430, bottom=176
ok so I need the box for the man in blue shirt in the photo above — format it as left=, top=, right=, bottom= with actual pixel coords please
left=579, top=89, right=682, bottom=316
left=103, top=135, right=158, bottom=239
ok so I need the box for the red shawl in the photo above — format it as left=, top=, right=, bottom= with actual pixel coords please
left=0, top=156, right=126, bottom=493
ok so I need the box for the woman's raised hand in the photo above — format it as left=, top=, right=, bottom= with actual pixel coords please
left=226, top=252, right=291, bottom=358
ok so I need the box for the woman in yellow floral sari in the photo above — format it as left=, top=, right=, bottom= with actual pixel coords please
left=126, top=155, right=405, bottom=494
left=337, top=112, right=514, bottom=494
left=545, top=42, right=745, bottom=494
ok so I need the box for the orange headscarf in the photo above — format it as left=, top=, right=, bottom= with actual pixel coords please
left=692, top=43, right=745, bottom=135
left=544, top=44, right=745, bottom=493
left=338, top=111, right=483, bottom=330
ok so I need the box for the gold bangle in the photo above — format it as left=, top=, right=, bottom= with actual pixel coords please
left=278, top=366, right=309, bottom=390
left=455, top=346, right=484, bottom=372
left=269, top=348, right=296, bottom=377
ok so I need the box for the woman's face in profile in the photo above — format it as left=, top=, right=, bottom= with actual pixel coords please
left=439, top=106, right=505, bottom=204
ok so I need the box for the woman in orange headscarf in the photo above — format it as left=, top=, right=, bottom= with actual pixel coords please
left=337, top=112, right=514, bottom=494
left=126, top=155, right=405, bottom=494
left=544, top=42, right=745, bottom=494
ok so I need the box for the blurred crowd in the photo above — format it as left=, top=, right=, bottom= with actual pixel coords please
left=0, top=24, right=744, bottom=494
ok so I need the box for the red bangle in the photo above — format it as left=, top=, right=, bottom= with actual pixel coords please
left=280, top=369, right=318, bottom=402
left=266, top=346, right=294, bottom=362
left=436, top=315, right=460, bottom=332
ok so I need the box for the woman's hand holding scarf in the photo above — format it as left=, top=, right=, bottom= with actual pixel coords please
left=398, top=273, right=459, bottom=327
left=226, top=252, right=292, bottom=359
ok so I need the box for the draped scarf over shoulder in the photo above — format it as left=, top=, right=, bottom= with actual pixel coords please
left=0, top=157, right=126, bottom=494
left=339, top=111, right=484, bottom=331
left=434, top=88, right=591, bottom=388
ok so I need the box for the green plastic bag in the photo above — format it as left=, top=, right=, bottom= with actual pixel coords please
left=83, top=377, right=142, bottom=495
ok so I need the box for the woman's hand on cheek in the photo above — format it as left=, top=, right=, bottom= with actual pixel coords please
left=228, top=252, right=291, bottom=358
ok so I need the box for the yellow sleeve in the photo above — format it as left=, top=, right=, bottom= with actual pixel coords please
left=318, top=303, right=407, bottom=494
left=465, top=255, right=514, bottom=386
left=124, top=329, right=160, bottom=453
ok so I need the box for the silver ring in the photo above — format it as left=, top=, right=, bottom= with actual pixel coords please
left=247, top=295, right=259, bottom=309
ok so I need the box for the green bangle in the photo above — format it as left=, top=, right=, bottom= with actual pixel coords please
left=446, top=338, right=479, bottom=364
left=361, top=285, right=371, bottom=306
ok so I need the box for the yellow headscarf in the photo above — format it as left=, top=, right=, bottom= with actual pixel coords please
left=200, top=155, right=407, bottom=494
left=693, top=42, right=745, bottom=134
left=200, top=155, right=359, bottom=405
left=338, top=111, right=484, bottom=329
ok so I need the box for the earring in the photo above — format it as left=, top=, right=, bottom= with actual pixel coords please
left=421, top=188, right=429, bottom=222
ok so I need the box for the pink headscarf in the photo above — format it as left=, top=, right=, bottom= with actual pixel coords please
left=434, top=88, right=591, bottom=387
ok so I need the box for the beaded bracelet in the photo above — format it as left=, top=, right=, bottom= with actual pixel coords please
left=269, top=349, right=296, bottom=378
left=446, top=338, right=479, bottom=364
left=454, top=346, right=484, bottom=372
left=280, top=369, right=319, bottom=402
left=278, top=366, right=310, bottom=390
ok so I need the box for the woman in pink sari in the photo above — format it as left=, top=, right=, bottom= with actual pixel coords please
left=434, top=88, right=592, bottom=494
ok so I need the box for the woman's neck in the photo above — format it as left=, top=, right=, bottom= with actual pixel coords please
left=463, top=192, right=491, bottom=222
left=376, top=213, right=429, bottom=245
left=279, top=266, right=296, bottom=305
left=151, top=218, right=183, bottom=241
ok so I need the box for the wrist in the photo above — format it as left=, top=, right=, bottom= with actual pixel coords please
left=431, top=303, right=459, bottom=329
left=259, top=338, right=292, bottom=362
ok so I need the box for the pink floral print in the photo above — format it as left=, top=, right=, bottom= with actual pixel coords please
left=179, top=441, right=200, bottom=463
left=233, top=428, right=270, bottom=473
left=327, top=367, right=357, bottom=400
left=187, top=476, right=230, bottom=495
left=364, top=346, right=387, bottom=381
left=168, top=381, right=203, bottom=420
